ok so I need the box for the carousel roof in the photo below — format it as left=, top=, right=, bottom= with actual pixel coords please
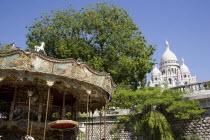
left=0, top=50, right=116, bottom=111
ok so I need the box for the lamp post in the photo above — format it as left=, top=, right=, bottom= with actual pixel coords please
left=27, top=90, right=33, bottom=135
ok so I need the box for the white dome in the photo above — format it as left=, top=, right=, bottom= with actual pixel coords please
left=161, top=41, right=178, bottom=64
left=180, top=58, right=190, bottom=73
left=152, top=65, right=161, bottom=77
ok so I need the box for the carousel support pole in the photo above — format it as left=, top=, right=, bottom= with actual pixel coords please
left=75, top=100, right=78, bottom=121
left=30, top=106, right=34, bottom=137
left=99, top=109, right=102, bottom=140
left=77, top=99, right=81, bottom=140
left=43, top=85, right=51, bottom=140
left=38, top=92, right=43, bottom=123
left=62, top=91, right=66, bottom=120
left=61, top=91, right=66, bottom=140
left=27, top=90, right=33, bottom=135
left=86, top=90, right=91, bottom=140
left=86, top=95, right=89, bottom=140
left=88, top=110, right=91, bottom=140
left=92, top=111, right=94, bottom=139
left=9, top=86, right=17, bottom=122
left=104, top=104, right=107, bottom=139
left=99, top=97, right=102, bottom=140
left=30, top=122, right=33, bottom=136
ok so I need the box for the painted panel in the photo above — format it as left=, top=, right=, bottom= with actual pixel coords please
left=103, top=77, right=113, bottom=94
left=54, top=63, right=74, bottom=76
left=92, top=75, right=105, bottom=87
left=29, top=56, right=52, bottom=73
left=73, top=65, right=93, bottom=81
left=1, top=54, right=25, bottom=69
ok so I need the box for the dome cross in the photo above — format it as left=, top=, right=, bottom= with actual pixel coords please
left=182, top=58, right=185, bottom=64
left=165, top=40, right=169, bottom=49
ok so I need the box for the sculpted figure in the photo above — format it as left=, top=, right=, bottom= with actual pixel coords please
left=34, top=42, right=46, bottom=54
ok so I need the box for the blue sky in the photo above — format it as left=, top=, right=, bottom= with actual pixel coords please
left=0, top=0, right=210, bottom=82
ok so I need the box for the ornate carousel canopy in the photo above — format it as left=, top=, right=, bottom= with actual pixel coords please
left=0, top=50, right=116, bottom=112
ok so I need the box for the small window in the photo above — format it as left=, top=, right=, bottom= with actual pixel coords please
left=169, top=78, right=172, bottom=84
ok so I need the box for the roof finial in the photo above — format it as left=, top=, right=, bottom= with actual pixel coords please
left=153, top=63, right=157, bottom=68
left=165, top=40, right=169, bottom=49
left=182, top=58, right=184, bottom=64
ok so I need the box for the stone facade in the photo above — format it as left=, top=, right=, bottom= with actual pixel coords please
left=148, top=41, right=196, bottom=88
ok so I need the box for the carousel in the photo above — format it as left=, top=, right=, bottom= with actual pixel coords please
left=0, top=48, right=115, bottom=140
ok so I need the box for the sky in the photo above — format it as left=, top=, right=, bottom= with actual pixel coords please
left=0, top=0, right=210, bottom=82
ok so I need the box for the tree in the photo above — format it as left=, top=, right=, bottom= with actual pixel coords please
left=0, top=43, right=14, bottom=52
left=26, top=2, right=155, bottom=88
left=109, top=87, right=205, bottom=140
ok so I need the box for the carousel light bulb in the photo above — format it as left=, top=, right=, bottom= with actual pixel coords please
left=27, top=90, right=33, bottom=97
left=86, top=90, right=91, bottom=95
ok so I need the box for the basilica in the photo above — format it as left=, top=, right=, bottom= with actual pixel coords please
left=148, top=41, right=196, bottom=88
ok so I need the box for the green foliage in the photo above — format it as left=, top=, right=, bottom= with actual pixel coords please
left=162, top=82, right=169, bottom=89
left=77, top=131, right=86, bottom=139
left=177, top=134, right=201, bottom=140
left=51, top=112, right=60, bottom=119
left=26, top=2, right=155, bottom=88
left=0, top=43, right=13, bottom=52
left=203, top=83, right=210, bottom=89
left=79, top=112, right=87, bottom=118
left=109, top=88, right=205, bottom=140
left=65, top=112, right=71, bottom=117
left=136, top=111, right=173, bottom=140
left=51, top=112, right=72, bottom=119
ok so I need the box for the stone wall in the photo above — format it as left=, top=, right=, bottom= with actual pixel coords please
left=80, top=122, right=131, bottom=140
left=79, top=115, right=133, bottom=140
left=80, top=110, right=210, bottom=140
left=169, top=111, right=210, bottom=140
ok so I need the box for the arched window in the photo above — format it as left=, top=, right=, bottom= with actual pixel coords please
left=162, top=70, right=165, bottom=74
left=168, top=69, right=171, bottom=75
left=169, top=78, right=172, bottom=84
